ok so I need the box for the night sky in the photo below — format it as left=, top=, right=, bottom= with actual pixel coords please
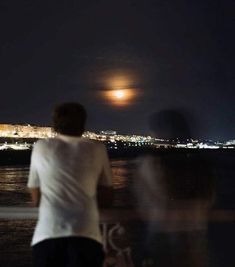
left=0, top=0, right=234, bottom=140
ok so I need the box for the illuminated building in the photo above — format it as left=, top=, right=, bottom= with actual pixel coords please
left=100, top=130, right=117, bottom=135
left=0, top=124, right=54, bottom=138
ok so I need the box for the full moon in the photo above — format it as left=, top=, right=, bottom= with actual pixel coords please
left=113, top=90, right=125, bottom=99
left=101, top=74, right=138, bottom=106
left=104, top=88, right=136, bottom=106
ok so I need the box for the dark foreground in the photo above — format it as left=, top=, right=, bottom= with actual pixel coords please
left=0, top=149, right=234, bottom=266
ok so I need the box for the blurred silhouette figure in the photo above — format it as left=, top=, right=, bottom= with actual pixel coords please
left=131, top=109, right=215, bottom=267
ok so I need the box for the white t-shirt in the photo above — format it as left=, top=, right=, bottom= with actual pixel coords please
left=27, top=135, right=112, bottom=246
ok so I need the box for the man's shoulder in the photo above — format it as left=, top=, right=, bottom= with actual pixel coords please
left=33, top=138, right=55, bottom=151
left=81, top=138, right=106, bottom=151
left=35, top=138, right=53, bottom=145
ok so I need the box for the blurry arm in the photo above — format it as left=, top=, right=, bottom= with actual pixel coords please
left=27, top=143, right=41, bottom=207
left=97, top=145, right=113, bottom=208
left=135, top=156, right=167, bottom=206
left=28, top=188, right=41, bottom=207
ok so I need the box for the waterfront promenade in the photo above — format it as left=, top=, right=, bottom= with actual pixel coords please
left=0, top=207, right=235, bottom=267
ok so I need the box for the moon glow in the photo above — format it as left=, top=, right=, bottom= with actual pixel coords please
left=104, top=89, right=135, bottom=106
left=102, top=75, right=137, bottom=106
left=113, top=90, right=125, bottom=99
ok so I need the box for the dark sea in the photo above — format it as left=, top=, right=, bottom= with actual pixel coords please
left=0, top=153, right=235, bottom=267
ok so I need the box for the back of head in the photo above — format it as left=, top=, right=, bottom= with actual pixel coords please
left=149, top=109, right=191, bottom=141
left=53, top=102, right=87, bottom=136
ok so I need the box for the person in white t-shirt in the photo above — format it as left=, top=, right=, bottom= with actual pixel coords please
left=27, top=102, right=113, bottom=267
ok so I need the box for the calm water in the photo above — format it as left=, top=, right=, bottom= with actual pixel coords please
left=0, top=157, right=235, bottom=267
left=0, top=160, right=134, bottom=207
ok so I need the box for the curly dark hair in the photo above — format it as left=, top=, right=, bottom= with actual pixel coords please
left=52, top=102, right=87, bottom=136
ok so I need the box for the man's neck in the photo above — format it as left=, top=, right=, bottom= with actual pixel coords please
left=56, top=133, right=82, bottom=143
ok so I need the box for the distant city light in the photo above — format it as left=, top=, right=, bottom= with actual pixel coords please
left=0, top=124, right=234, bottom=150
